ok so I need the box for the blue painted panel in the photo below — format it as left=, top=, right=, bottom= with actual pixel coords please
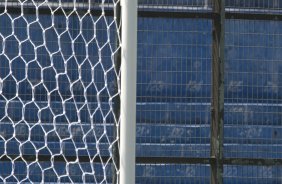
left=1, top=15, right=282, bottom=102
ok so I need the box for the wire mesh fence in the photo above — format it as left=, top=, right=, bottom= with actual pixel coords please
left=136, top=16, right=212, bottom=158
left=223, top=165, right=282, bottom=184
left=136, top=164, right=210, bottom=183
left=224, top=19, right=282, bottom=160
left=136, top=0, right=282, bottom=183
left=0, top=0, right=282, bottom=183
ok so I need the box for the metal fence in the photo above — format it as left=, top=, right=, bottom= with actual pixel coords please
left=136, top=0, right=282, bottom=183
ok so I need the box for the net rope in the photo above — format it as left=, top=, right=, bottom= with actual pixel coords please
left=0, top=0, right=121, bottom=183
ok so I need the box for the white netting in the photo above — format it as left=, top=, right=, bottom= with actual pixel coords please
left=0, top=0, right=121, bottom=183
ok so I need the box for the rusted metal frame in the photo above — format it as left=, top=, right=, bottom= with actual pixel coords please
left=210, top=0, right=224, bottom=184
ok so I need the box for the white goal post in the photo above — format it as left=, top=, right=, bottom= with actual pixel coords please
left=120, top=0, right=137, bottom=183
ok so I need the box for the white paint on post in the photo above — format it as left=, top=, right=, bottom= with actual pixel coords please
left=204, top=0, right=209, bottom=9
left=120, top=0, right=137, bottom=183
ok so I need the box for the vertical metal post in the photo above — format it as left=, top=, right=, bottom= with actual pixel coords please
left=112, top=1, right=121, bottom=184
left=120, top=0, right=137, bottom=183
left=210, top=0, right=224, bottom=184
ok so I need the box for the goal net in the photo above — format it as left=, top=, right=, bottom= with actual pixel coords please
left=0, top=0, right=121, bottom=183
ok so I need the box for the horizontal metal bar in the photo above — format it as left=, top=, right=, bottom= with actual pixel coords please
left=138, top=11, right=282, bottom=21
left=138, top=10, right=217, bottom=19
left=2, top=100, right=282, bottom=108
left=1, top=5, right=282, bottom=21
left=2, top=154, right=282, bottom=166
left=138, top=157, right=282, bottom=166
left=226, top=12, right=282, bottom=20
left=2, top=1, right=282, bottom=14
left=137, top=157, right=212, bottom=165
left=223, top=158, right=282, bottom=166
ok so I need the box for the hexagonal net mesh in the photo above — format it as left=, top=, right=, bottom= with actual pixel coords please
left=0, top=0, right=121, bottom=183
